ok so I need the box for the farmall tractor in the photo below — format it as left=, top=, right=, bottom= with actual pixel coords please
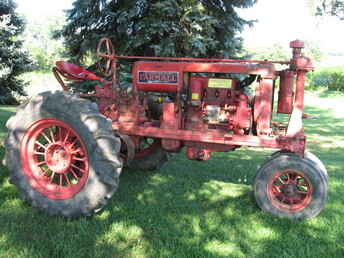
left=4, top=38, right=328, bottom=219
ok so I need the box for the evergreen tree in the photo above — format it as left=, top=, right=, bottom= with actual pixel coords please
left=309, top=0, right=344, bottom=20
left=0, top=0, right=32, bottom=104
left=317, top=0, right=343, bottom=19
left=58, top=0, right=256, bottom=63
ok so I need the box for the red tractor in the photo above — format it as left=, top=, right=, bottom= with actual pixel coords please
left=4, top=38, right=327, bottom=219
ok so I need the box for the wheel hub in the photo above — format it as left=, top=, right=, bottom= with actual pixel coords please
left=268, top=170, right=313, bottom=212
left=45, top=143, right=72, bottom=174
left=281, top=184, right=298, bottom=197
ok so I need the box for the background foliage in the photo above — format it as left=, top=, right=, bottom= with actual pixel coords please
left=57, top=0, right=257, bottom=64
left=244, top=40, right=324, bottom=63
left=307, top=66, right=344, bottom=91
left=316, top=0, right=344, bottom=19
left=22, top=16, right=65, bottom=72
left=0, top=0, right=32, bottom=104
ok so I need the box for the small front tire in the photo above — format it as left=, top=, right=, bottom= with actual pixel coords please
left=254, top=153, right=327, bottom=219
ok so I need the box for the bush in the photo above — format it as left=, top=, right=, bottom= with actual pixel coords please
left=307, top=67, right=344, bottom=91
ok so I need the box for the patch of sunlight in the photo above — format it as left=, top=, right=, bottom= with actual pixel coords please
left=330, top=180, right=344, bottom=187
left=0, top=234, right=8, bottom=245
left=317, top=142, right=344, bottom=148
left=191, top=217, right=202, bottom=234
left=200, top=211, right=223, bottom=231
left=186, top=193, right=196, bottom=201
left=150, top=174, right=171, bottom=184
left=308, top=138, right=344, bottom=148
left=198, top=180, right=250, bottom=202
left=137, top=189, right=156, bottom=202
left=205, top=240, right=244, bottom=257
left=305, top=216, right=330, bottom=229
left=305, top=94, right=344, bottom=118
left=253, top=227, right=276, bottom=238
left=1, top=198, right=23, bottom=209
left=100, top=223, right=145, bottom=248
left=97, top=210, right=111, bottom=220
left=223, top=206, right=236, bottom=217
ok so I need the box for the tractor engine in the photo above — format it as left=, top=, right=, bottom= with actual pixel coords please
left=131, top=61, right=254, bottom=160
left=187, top=77, right=251, bottom=135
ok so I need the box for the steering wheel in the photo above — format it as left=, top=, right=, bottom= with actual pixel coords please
left=53, top=61, right=102, bottom=91
left=97, top=37, right=116, bottom=77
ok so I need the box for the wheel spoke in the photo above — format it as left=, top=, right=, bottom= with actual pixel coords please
left=34, top=151, right=45, bottom=156
left=58, top=126, right=63, bottom=142
left=41, top=131, right=52, bottom=144
left=69, top=138, right=78, bottom=148
left=63, top=129, right=70, bottom=144
left=71, top=164, right=86, bottom=173
left=64, top=174, right=71, bottom=186
left=49, top=128, right=55, bottom=143
left=278, top=177, right=286, bottom=185
left=272, top=185, right=281, bottom=194
left=36, top=161, right=46, bottom=166
left=59, top=174, right=63, bottom=186
left=73, top=156, right=86, bottom=161
left=38, top=168, right=48, bottom=177
left=71, top=148, right=82, bottom=155
left=70, top=168, right=79, bottom=179
left=35, top=141, right=47, bottom=150
left=49, top=171, right=55, bottom=183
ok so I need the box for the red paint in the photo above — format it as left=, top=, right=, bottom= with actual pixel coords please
left=254, top=78, right=274, bottom=135
left=134, top=62, right=181, bottom=93
left=20, top=119, right=89, bottom=199
left=186, top=147, right=212, bottom=161
left=161, top=103, right=182, bottom=152
left=190, top=79, right=203, bottom=106
left=55, top=61, right=102, bottom=81
left=112, top=122, right=305, bottom=154
left=267, top=170, right=313, bottom=212
left=278, top=70, right=295, bottom=114
left=52, top=38, right=314, bottom=161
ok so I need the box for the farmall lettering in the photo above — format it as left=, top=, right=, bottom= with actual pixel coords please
left=138, top=71, right=178, bottom=84
left=3, top=38, right=327, bottom=220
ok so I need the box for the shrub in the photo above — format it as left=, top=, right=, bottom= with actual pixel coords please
left=307, top=67, right=344, bottom=91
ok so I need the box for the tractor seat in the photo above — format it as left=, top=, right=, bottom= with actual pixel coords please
left=55, top=61, right=102, bottom=81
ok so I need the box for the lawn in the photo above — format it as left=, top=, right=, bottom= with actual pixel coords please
left=0, top=91, right=343, bottom=257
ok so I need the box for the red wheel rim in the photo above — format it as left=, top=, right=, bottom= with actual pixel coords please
left=20, top=119, right=89, bottom=200
left=267, top=170, right=313, bottom=212
left=134, top=138, right=160, bottom=158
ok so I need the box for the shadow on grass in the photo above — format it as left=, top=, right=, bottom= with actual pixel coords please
left=0, top=101, right=344, bottom=257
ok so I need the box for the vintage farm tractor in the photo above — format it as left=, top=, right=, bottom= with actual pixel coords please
left=4, top=38, right=328, bottom=219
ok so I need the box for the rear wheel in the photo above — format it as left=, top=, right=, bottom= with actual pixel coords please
left=4, top=91, right=122, bottom=218
left=254, top=153, right=327, bottom=219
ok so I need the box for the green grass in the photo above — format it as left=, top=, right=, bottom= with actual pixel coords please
left=1, top=92, right=344, bottom=257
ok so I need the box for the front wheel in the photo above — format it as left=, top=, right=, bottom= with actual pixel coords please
left=254, top=153, right=327, bottom=219
left=127, top=138, right=169, bottom=171
left=4, top=91, right=122, bottom=218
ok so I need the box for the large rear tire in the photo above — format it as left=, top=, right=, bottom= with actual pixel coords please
left=4, top=91, right=122, bottom=218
